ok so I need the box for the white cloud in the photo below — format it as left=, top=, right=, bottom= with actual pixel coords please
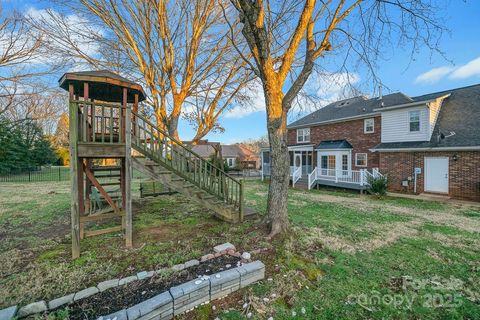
left=222, top=71, right=361, bottom=119
left=449, top=57, right=480, bottom=79
left=414, top=56, right=480, bottom=85
left=223, top=81, right=265, bottom=119
left=415, top=66, right=454, bottom=84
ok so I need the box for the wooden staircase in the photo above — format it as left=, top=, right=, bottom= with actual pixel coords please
left=293, top=175, right=309, bottom=189
left=130, top=111, right=245, bottom=223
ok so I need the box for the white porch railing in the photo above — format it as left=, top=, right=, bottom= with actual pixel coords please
left=316, top=168, right=367, bottom=185
left=292, top=166, right=302, bottom=187
left=307, top=167, right=317, bottom=190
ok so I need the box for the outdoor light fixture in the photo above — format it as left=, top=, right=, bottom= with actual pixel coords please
left=452, top=154, right=458, bottom=161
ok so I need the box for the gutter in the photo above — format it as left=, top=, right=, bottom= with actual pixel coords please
left=370, top=146, right=480, bottom=152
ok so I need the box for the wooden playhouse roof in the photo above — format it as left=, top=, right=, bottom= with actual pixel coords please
left=59, top=70, right=147, bottom=103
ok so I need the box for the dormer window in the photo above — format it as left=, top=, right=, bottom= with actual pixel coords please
left=297, top=128, right=310, bottom=143
left=364, top=118, right=374, bottom=133
left=409, top=110, right=420, bottom=132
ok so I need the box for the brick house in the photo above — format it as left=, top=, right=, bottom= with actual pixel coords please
left=261, top=84, right=480, bottom=201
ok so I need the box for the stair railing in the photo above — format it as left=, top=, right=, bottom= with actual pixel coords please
left=292, top=166, right=302, bottom=188
left=131, top=111, right=244, bottom=220
left=307, top=167, right=317, bottom=190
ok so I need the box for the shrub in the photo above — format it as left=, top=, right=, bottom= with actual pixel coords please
left=367, top=175, right=388, bottom=197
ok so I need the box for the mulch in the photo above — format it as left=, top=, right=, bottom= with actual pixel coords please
left=46, top=255, right=240, bottom=320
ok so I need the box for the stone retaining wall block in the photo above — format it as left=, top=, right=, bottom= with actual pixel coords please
left=126, top=291, right=172, bottom=320
left=236, top=261, right=265, bottom=288
left=17, top=301, right=47, bottom=318
left=0, top=306, right=17, bottom=320
left=97, top=279, right=120, bottom=292
left=119, top=276, right=138, bottom=286
left=170, top=278, right=210, bottom=316
left=48, top=293, right=75, bottom=310
left=101, top=309, right=128, bottom=320
left=74, top=287, right=99, bottom=301
left=210, top=269, right=241, bottom=300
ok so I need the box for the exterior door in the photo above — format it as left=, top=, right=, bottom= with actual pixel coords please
left=294, top=153, right=302, bottom=169
left=424, top=157, right=449, bottom=193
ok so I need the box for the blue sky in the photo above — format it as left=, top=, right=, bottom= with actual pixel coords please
left=6, top=0, right=480, bottom=143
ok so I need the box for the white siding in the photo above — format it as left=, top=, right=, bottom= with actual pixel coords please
left=381, top=106, right=429, bottom=143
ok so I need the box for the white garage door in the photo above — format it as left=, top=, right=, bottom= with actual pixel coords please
left=424, top=157, right=449, bottom=193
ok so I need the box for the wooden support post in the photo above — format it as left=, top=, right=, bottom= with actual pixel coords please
left=239, top=179, right=245, bottom=222
left=69, top=84, right=81, bottom=259
left=132, top=93, right=138, bottom=136
left=124, top=88, right=133, bottom=248
left=83, top=83, right=91, bottom=237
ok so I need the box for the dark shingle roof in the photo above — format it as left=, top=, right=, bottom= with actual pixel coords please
left=373, top=84, right=480, bottom=150
left=59, top=70, right=146, bottom=102
left=287, top=93, right=412, bottom=128
left=316, top=140, right=353, bottom=150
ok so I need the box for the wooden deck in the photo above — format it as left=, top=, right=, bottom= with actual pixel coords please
left=311, top=178, right=367, bottom=190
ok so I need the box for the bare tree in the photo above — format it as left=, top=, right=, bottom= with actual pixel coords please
left=228, top=0, right=446, bottom=236
left=0, top=7, right=66, bottom=135
left=43, top=0, right=252, bottom=142
left=0, top=9, right=43, bottom=116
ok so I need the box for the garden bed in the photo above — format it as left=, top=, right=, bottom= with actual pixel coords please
left=47, top=255, right=240, bottom=320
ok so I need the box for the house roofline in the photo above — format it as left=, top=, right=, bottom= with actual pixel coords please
left=287, top=112, right=380, bottom=129
left=373, top=94, right=451, bottom=112
left=370, top=146, right=480, bottom=152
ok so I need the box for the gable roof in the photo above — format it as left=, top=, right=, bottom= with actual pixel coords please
left=287, top=92, right=412, bottom=129
left=372, top=84, right=480, bottom=151
left=59, top=70, right=146, bottom=102
left=316, top=140, right=353, bottom=150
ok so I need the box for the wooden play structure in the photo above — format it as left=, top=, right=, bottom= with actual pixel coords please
left=60, top=70, right=245, bottom=259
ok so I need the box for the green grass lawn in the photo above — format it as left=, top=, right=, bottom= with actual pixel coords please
left=0, top=180, right=479, bottom=319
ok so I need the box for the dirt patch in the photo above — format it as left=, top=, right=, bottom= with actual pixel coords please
left=45, top=255, right=241, bottom=320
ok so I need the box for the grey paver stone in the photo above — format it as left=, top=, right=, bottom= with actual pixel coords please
left=118, top=275, right=138, bottom=286
left=184, top=259, right=199, bottom=268
left=97, top=279, right=120, bottom=292
left=171, top=264, right=185, bottom=272
left=74, top=287, right=99, bottom=301
left=137, top=271, right=154, bottom=280
left=213, top=243, right=235, bottom=253
left=200, top=254, right=214, bottom=262
left=0, top=306, right=17, bottom=320
left=48, top=293, right=74, bottom=310
left=18, top=301, right=47, bottom=318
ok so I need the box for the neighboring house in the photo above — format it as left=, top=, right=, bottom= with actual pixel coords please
left=261, top=84, right=480, bottom=201
left=192, top=143, right=260, bottom=169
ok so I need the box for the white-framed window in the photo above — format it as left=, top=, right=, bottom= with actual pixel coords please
left=355, top=153, right=367, bottom=167
left=364, top=118, right=374, bottom=133
left=342, top=154, right=349, bottom=171
left=409, top=110, right=421, bottom=132
left=297, top=128, right=310, bottom=143
left=227, top=158, right=234, bottom=167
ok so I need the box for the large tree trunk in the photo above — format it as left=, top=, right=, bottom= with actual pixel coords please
left=264, top=82, right=290, bottom=237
